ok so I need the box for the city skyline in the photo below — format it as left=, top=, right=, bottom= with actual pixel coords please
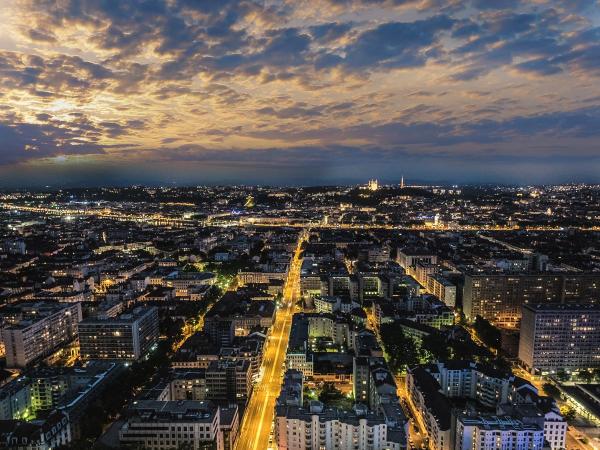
left=1, top=184, right=599, bottom=449
left=1, top=0, right=600, bottom=186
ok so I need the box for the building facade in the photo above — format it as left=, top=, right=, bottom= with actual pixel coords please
left=78, top=306, right=159, bottom=360
left=119, top=400, right=224, bottom=450
left=2, top=302, right=82, bottom=368
left=455, top=415, right=546, bottom=450
left=518, top=303, right=600, bottom=374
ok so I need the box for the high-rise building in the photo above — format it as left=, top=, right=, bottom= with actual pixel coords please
left=78, top=306, right=159, bottom=361
left=518, top=303, right=600, bottom=374
left=463, top=272, right=600, bottom=327
left=353, top=357, right=371, bottom=405
left=1, top=302, right=82, bottom=368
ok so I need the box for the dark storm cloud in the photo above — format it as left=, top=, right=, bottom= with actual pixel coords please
left=0, top=50, right=148, bottom=99
left=246, top=106, right=600, bottom=146
left=310, top=15, right=455, bottom=73
left=448, top=9, right=581, bottom=80
left=0, top=121, right=105, bottom=165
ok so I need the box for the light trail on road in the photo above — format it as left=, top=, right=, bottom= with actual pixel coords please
left=235, top=232, right=305, bottom=450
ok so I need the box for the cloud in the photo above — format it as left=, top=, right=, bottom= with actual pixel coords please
left=245, top=106, right=600, bottom=147
left=318, top=15, right=454, bottom=71
left=0, top=121, right=106, bottom=165
left=0, top=0, right=599, bottom=185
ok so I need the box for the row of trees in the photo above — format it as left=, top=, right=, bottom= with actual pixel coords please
left=555, top=367, right=600, bottom=382
left=473, top=315, right=502, bottom=350
left=379, top=321, right=511, bottom=375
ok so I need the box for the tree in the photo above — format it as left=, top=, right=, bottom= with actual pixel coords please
left=380, top=322, right=420, bottom=372
left=473, top=316, right=501, bottom=350
left=560, top=405, right=576, bottom=421
left=319, top=383, right=344, bottom=403
left=421, top=332, right=450, bottom=361
left=543, top=383, right=561, bottom=399
left=556, top=369, right=570, bottom=382
left=318, top=383, right=352, bottom=409
left=579, top=369, right=594, bottom=383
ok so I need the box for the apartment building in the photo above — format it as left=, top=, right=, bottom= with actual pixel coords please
left=1, top=302, right=82, bottom=368
left=205, top=359, right=252, bottom=403
left=78, top=306, right=159, bottom=361
left=407, top=361, right=567, bottom=450
left=519, top=303, right=600, bottom=374
left=119, top=400, right=223, bottom=450
left=455, top=415, right=546, bottom=450
left=463, top=272, right=600, bottom=328
left=275, top=402, right=408, bottom=450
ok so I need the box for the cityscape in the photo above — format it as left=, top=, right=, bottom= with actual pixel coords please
left=0, top=182, right=598, bottom=450
left=1, top=0, right=600, bottom=449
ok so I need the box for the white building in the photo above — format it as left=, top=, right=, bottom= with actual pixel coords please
left=275, top=402, right=407, bottom=450
left=519, top=303, right=600, bottom=374
left=119, top=400, right=225, bottom=450
left=1, top=302, right=82, bottom=368
left=286, top=351, right=313, bottom=377
left=314, top=296, right=341, bottom=314
left=407, top=362, right=567, bottom=450
left=455, top=415, right=545, bottom=450
left=427, top=274, right=456, bottom=308
left=426, top=361, right=512, bottom=408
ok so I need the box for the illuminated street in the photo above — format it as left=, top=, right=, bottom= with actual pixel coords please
left=1, top=0, right=599, bottom=446
left=235, top=233, right=305, bottom=450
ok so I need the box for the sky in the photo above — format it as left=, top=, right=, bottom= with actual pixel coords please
left=1, top=0, right=600, bottom=187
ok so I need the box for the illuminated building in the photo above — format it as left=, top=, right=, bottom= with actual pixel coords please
left=0, top=378, right=31, bottom=420
left=455, top=415, right=545, bottom=450
left=0, top=410, right=71, bottom=450
left=407, top=361, right=567, bottom=450
left=396, top=249, right=438, bottom=277
left=119, top=400, right=225, bottom=450
left=463, top=272, right=600, bottom=328
left=244, top=195, right=255, bottom=208
left=275, top=401, right=408, bottom=450
left=78, top=306, right=159, bottom=361
left=1, top=302, right=82, bottom=368
left=205, top=359, right=252, bottom=403
left=518, top=303, right=600, bottom=374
